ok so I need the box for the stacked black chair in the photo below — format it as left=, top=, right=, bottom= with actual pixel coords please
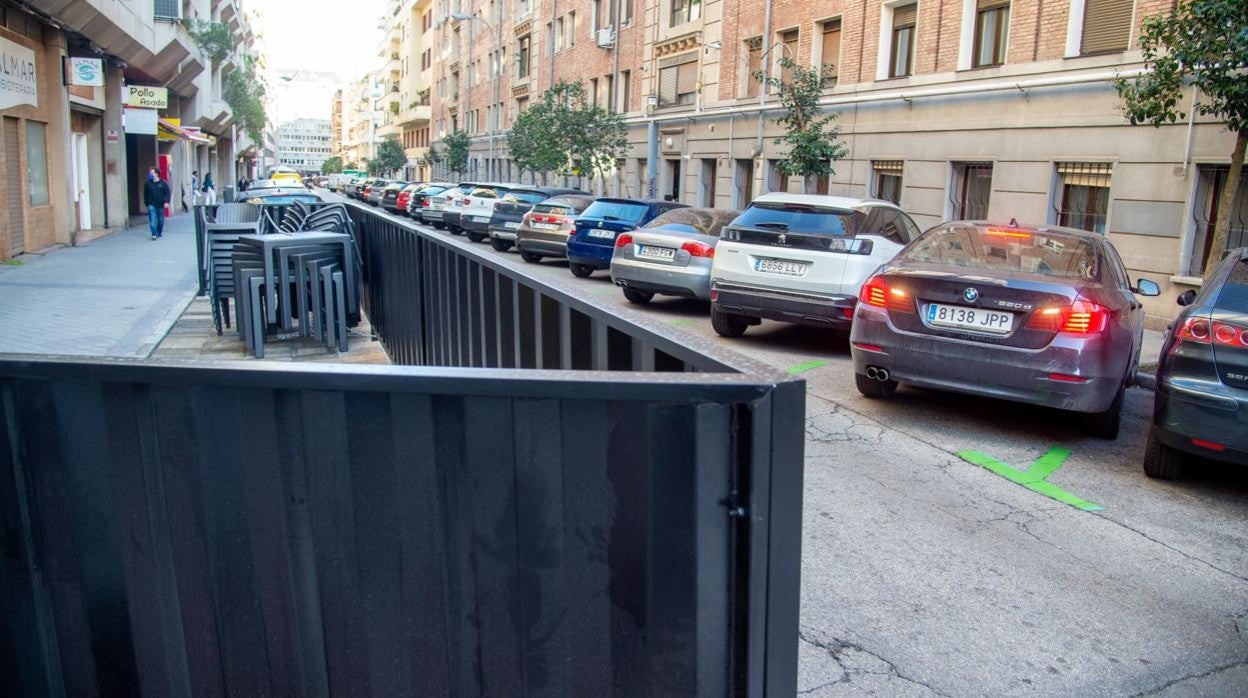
left=203, top=203, right=263, bottom=334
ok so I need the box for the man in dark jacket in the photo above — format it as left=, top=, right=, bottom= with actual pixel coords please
left=143, top=167, right=171, bottom=240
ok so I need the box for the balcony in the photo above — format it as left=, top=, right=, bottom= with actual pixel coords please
left=396, top=103, right=432, bottom=127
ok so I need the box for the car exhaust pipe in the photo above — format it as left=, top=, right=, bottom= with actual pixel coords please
left=866, top=367, right=878, bottom=380
left=866, top=366, right=889, bottom=381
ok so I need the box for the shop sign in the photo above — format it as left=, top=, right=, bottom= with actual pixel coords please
left=106, top=130, right=120, bottom=144
left=124, top=107, right=158, bottom=135
left=124, top=85, right=167, bottom=109
left=0, top=35, right=38, bottom=110
left=69, top=57, right=104, bottom=87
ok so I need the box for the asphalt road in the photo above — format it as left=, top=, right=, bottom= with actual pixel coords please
left=353, top=197, right=1248, bottom=696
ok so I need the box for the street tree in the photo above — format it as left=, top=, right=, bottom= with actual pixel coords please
left=345, top=161, right=359, bottom=171
left=508, top=82, right=581, bottom=183
left=569, top=99, right=629, bottom=193
left=321, top=156, right=344, bottom=174
left=1116, top=0, right=1247, bottom=277
left=223, top=55, right=266, bottom=146
left=755, top=57, right=848, bottom=193
left=371, top=138, right=407, bottom=177
left=442, top=131, right=470, bottom=178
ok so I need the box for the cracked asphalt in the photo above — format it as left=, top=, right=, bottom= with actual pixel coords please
left=360, top=200, right=1248, bottom=696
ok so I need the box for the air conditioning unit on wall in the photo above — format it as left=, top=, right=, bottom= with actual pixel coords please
left=596, top=27, right=615, bottom=49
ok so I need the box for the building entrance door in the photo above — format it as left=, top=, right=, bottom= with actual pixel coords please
left=72, top=132, right=92, bottom=230
left=4, top=117, right=24, bottom=255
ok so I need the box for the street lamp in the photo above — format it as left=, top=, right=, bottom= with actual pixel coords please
left=451, top=11, right=501, bottom=181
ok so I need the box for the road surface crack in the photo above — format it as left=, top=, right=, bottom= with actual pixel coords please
left=798, top=629, right=952, bottom=697
left=1128, top=658, right=1248, bottom=697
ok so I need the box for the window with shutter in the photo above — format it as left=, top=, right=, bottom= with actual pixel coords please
left=820, top=20, right=841, bottom=82
left=973, top=0, right=1010, bottom=67
left=744, top=37, right=763, bottom=98
left=658, top=54, right=698, bottom=107
left=890, top=4, right=917, bottom=78
left=1055, top=163, right=1112, bottom=234
left=1081, top=0, right=1132, bottom=55
left=779, top=29, right=799, bottom=84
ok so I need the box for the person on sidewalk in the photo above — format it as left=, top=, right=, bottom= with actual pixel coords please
left=191, top=170, right=200, bottom=206
left=144, top=168, right=171, bottom=240
left=202, top=172, right=216, bottom=205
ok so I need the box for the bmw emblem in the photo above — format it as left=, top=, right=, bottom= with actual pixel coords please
left=597, top=220, right=604, bottom=228
left=963, top=287, right=980, bottom=302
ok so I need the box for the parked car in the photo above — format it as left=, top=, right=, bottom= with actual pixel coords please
left=459, top=183, right=526, bottom=242
left=424, top=182, right=477, bottom=231
left=343, top=178, right=363, bottom=198
left=381, top=181, right=411, bottom=212
left=848, top=221, right=1161, bottom=438
left=565, top=198, right=689, bottom=278
left=357, top=178, right=381, bottom=202
left=709, top=194, right=919, bottom=336
left=240, top=179, right=322, bottom=205
left=394, top=183, right=424, bottom=216
left=514, top=194, right=599, bottom=263
left=406, top=183, right=455, bottom=222
left=1144, top=247, right=1248, bottom=477
left=487, top=186, right=586, bottom=251
left=610, top=208, right=740, bottom=303
left=367, top=179, right=395, bottom=206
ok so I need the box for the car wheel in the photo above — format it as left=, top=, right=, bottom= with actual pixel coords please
left=623, top=288, right=654, bottom=304
left=467, top=231, right=486, bottom=243
left=710, top=305, right=750, bottom=338
left=490, top=238, right=513, bottom=252
left=432, top=222, right=445, bottom=229
left=1142, top=428, right=1186, bottom=480
left=519, top=250, right=542, bottom=264
left=1080, top=384, right=1123, bottom=439
left=855, top=372, right=898, bottom=399
left=569, top=263, right=594, bottom=278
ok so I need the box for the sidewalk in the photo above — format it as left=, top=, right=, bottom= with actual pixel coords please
left=0, top=213, right=198, bottom=358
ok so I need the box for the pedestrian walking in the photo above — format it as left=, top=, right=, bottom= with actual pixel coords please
left=191, top=170, right=200, bottom=206
left=202, top=172, right=216, bottom=205
left=144, top=167, right=171, bottom=240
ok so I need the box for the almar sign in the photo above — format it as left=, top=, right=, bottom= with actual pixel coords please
left=124, top=85, right=168, bottom=109
left=0, top=35, right=38, bottom=110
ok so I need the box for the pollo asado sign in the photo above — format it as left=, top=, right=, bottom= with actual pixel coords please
left=0, top=35, right=38, bottom=110
left=124, top=85, right=168, bottom=109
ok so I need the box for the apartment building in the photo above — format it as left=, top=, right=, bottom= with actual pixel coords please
left=427, top=0, right=1243, bottom=325
left=342, top=71, right=384, bottom=166
left=1, top=0, right=261, bottom=260
left=375, top=0, right=435, bottom=180
left=276, top=118, right=333, bottom=173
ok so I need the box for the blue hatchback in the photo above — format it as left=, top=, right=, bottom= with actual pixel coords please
left=566, top=198, right=688, bottom=278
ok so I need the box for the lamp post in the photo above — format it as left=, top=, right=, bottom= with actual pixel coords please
left=452, top=11, right=501, bottom=181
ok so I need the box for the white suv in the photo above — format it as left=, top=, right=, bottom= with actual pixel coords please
left=709, top=193, right=920, bottom=337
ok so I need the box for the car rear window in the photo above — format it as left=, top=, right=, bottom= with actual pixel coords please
left=644, top=208, right=740, bottom=236
left=582, top=200, right=650, bottom=223
left=900, top=225, right=1103, bottom=280
left=470, top=186, right=509, bottom=198
left=732, top=202, right=861, bottom=236
left=1217, top=258, right=1248, bottom=310
left=502, top=191, right=549, bottom=204
left=418, top=185, right=448, bottom=195
left=532, top=202, right=573, bottom=215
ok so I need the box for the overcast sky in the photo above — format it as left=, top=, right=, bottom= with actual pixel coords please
left=253, top=0, right=386, bottom=79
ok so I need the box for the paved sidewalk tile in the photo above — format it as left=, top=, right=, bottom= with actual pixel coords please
left=0, top=214, right=199, bottom=358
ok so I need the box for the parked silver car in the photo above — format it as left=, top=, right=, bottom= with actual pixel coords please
left=610, top=208, right=740, bottom=303
left=849, top=221, right=1161, bottom=438
left=513, top=194, right=598, bottom=263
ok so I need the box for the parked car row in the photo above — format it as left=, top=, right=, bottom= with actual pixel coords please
left=340, top=178, right=1246, bottom=478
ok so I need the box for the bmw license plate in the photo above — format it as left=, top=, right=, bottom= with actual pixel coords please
left=533, top=222, right=558, bottom=230
left=755, top=258, right=807, bottom=276
left=637, top=245, right=675, bottom=260
left=504, top=221, right=520, bottom=229
left=926, top=303, right=1014, bottom=334
left=587, top=229, right=616, bottom=239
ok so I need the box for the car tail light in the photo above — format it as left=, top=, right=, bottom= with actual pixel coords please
left=1212, top=321, right=1248, bottom=349
left=1191, top=438, right=1226, bottom=452
left=1174, top=317, right=1212, bottom=344
left=615, top=233, right=634, bottom=248
left=859, top=277, right=912, bottom=312
left=421, top=198, right=430, bottom=207
left=681, top=240, right=714, bottom=258
left=461, top=197, right=471, bottom=205
left=1026, top=299, right=1109, bottom=335
left=1048, top=373, right=1090, bottom=383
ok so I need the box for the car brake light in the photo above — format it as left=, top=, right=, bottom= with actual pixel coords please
left=681, top=240, right=714, bottom=258
left=1212, top=321, right=1248, bottom=349
left=985, top=228, right=1032, bottom=239
left=1174, top=317, right=1211, bottom=344
left=1048, top=373, right=1089, bottom=383
left=858, top=276, right=912, bottom=312
left=616, top=233, right=634, bottom=248
left=1191, top=438, right=1226, bottom=452
left=1026, top=299, right=1109, bottom=335
left=422, top=199, right=430, bottom=207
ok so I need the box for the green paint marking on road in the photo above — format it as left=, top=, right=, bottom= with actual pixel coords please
left=957, top=446, right=1103, bottom=512
left=668, top=319, right=695, bottom=326
left=787, top=359, right=828, bottom=375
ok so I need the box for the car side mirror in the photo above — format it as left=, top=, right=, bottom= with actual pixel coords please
left=1176, top=289, right=1197, bottom=307
left=1133, top=279, right=1161, bottom=297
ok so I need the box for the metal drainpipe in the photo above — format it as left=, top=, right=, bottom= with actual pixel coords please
left=549, top=0, right=557, bottom=89
left=753, top=0, right=774, bottom=159
left=610, top=0, right=621, bottom=113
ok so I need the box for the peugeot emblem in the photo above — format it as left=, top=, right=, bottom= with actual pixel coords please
left=963, top=287, right=980, bottom=302
left=777, top=233, right=787, bottom=245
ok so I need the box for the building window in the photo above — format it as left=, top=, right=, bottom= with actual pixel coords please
left=889, top=4, right=917, bottom=78
left=1191, top=165, right=1248, bottom=273
left=777, top=29, right=799, bottom=85
left=623, top=0, right=633, bottom=24
left=743, top=37, right=763, bottom=98
left=873, top=160, right=904, bottom=204
left=516, top=96, right=529, bottom=114
left=700, top=159, right=717, bottom=206
left=951, top=162, right=993, bottom=220
left=593, top=0, right=603, bottom=31
left=554, top=18, right=564, bottom=52
left=1055, top=162, right=1112, bottom=234
left=973, top=0, right=1009, bottom=67
left=670, top=0, right=701, bottom=27
left=657, top=55, right=698, bottom=107
left=565, top=12, right=576, bottom=49
left=600, top=75, right=612, bottom=108
left=619, top=69, right=631, bottom=111
left=819, top=20, right=841, bottom=84
left=589, top=78, right=599, bottom=106
left=517, top=35, right=531, bottom=78
left=734, top=159, right=755, bottom=208
left=1081, top=0, right=1132, bottom=55
left=26, top=121, right=49, bottom=207
left=766, top=159, right=791, bottom=193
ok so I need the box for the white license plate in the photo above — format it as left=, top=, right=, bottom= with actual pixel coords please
left=587, top=229, right=616, bottom=239
left=755, top=258, right=807, bottom=276
left=926, top=303, right=1014, bottom=334
left=473, top=216, right=490, bottom=223
left=637, top=245, right=675, bottom=260
left=504, top=221, right=520, bottom=229
left=533, top=222, right=558, bottom=230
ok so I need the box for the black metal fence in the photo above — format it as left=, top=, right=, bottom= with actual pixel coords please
left=0, top=202, right=805, bottom=697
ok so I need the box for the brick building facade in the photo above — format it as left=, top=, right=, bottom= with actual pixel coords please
left=427, top=0, right=1245, bottom=326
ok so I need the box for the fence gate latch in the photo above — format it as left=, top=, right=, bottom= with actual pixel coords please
left=722, top=490, right=748, bottom=519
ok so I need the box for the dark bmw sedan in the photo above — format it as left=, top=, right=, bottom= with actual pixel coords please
left=1145, top=247, right=1248, bottom=478
left=488, top=186, right=586, bottom=252
left=849, top=221, right=1161, bottom=438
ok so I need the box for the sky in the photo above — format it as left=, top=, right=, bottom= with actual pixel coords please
left=252, top=0, right=387, bottom=121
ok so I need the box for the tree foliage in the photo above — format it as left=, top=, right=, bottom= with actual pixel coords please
left=755, top=58, right=848, bottom=192
left=223, top=55, right=267, bottom=147
left=367, top=138, right=408, bottom=176
left=345, top=161, right=359, bottom=171
left=183, top=20, right=233, bottom=62
left=426, top=143, right=443, bottom=166
left=1116, top=0, right=1248, bottom=276
left=506, top=81, right=628, bottom=186
left=441, top=131, right=470, bottom=177
left=321, top=156, right=343, bottom=174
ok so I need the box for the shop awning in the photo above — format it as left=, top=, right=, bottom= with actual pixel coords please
left=158, top=119, right=212, bottom=144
